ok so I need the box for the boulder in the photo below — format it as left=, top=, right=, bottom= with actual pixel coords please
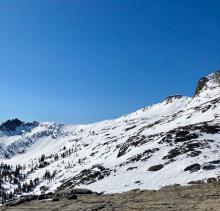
left=148, top=164, right=164, bottom=171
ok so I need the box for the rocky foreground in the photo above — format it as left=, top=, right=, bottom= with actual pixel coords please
left=0, top=182, right=220, bottom=211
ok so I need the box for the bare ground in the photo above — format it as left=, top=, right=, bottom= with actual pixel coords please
left=1, top=182, right=220, bottom=211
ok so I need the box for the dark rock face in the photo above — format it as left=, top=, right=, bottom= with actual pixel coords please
left=209, top=160, right=220, bottom=164
left=162, top=139, right=206, bottom=160
left=195, top=77, right=209, bottom=96
left=184, top=163, right=201, bottom=172
left=199, top=125, right=220, bottom=134
left=160, top=122, right=218, bottom=162
left=195, top=70, right=220, bottom=96
left=0, top=119, right=23, bottom=131
left=174, top=132, right=199, bottom=143
left=0, top=119, right=39, bottom=135
left=148, top=164, right=164, bottom=171
left=210, top=70, right=220, bottom=81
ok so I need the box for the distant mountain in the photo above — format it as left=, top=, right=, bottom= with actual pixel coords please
left=0, top=119, right=38, bottom=135
left=0, top=71, right=219, bottom=203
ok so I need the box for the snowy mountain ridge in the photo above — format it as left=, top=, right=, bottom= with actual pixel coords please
left=0, top=71, right=219, bottom=198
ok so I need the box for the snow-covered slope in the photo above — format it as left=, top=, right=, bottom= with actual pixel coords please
left=0, top=71, right=220, bottom=196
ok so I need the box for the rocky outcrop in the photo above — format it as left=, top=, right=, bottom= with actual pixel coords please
left=0, top=119, right=23, bottom=132
left=2, top=182, right=220, bottom=211
left=148, top=164, right=164, bottom=171
left=184, top=163, right=201, bottom=172
left=195, top=70, right=220, bottom=96
left=195, top=77, right=209, bottom=96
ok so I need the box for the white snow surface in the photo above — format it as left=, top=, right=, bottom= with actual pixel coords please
left=0, top=72, right=220, bottom=194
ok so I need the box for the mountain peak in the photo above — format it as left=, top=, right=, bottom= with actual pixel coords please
left=0, top=119, right=39, bottom=135
left=0, top=119, right=23, bottom=131
left=195, top=70, right=220, bottom=96
left=164, top=95, right=183, bottom=103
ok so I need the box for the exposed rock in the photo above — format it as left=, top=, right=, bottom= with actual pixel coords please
left=199, top=125, right=220, bottom=134
left=202, top=164, right=216, bottom=170
left=195, top=77, right=209, bottom=96
left=206, top=178, right=217, bottom=183
left=119, top=148, right=159, bottom=166
left=127, top=166, right=137, bottom=171
left=2, top=182, right=220, bottom=211
left=117, top=135, right=148, bottom=158
left=195, top=70, right=220, bottom=96
left=188, top=180, right=204, bottom=185
left=209, top=160, right=220, bottom=164
left=148, top=164, right=164, bottom=171
left=6, top=198, right=28, bottom=207
left=6, top=195, right=37, bottom=207
left=163, top=139, right=208, bottom=160
left=124, top=125, right=136, bottom=131
left=66, top=188, right=93, bottom=195
left=0, top=119, right=23, bottom=131
left=164, top=95, right=183, bottom=103
left=184, top=163, right=201, bottom=172
left=55, top=188, right=92, bottom=200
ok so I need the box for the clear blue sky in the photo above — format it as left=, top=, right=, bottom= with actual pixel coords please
left=0, top=0, right=219, bottom=124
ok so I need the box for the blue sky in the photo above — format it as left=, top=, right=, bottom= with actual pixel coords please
left=0, top=0, right=219, bottom=124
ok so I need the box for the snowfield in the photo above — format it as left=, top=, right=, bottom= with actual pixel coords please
left=0, top=71, right=220, bottom=196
